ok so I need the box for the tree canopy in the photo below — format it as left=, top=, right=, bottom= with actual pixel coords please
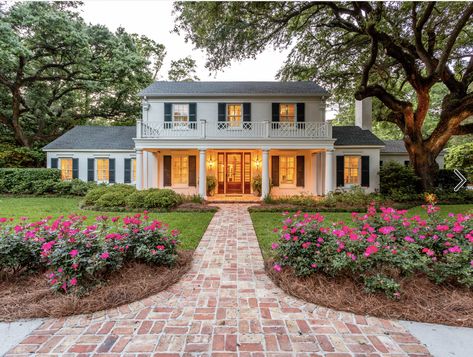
left=168, top=56, right=200, bottom=81
left=174, top=1, right=473, bottom=189
left=0, top=1, right=165, bottom=148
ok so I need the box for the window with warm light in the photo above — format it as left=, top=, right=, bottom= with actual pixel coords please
left=279, top=104, right=296, bottom=122
left=172, top=104, right=189, bottom=123
left=344, top=156, right=360, bottom=185
left=280, top=156, right=295, bottom=185
left=132, top=158, right=136, bottom=182
left=227, top=104, right=242, bottom=127
left=97, top=159, right=109, bottom=182
left=61, top=158, right=73, bottom=180
left=172, top=155, right=188, bottom=185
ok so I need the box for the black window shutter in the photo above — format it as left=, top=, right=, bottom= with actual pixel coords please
left=72, top=158, right=79, bottom=179
left=404, top=160, right=410, bottom=167
left=272, top=103, right=279, bottom=122
left=243, top=103, right=251, bottom=122
left=188, top=155, right=196, bottom=187
left=87, top=158, right=94, bottom=182
left=189, top=103, right=197, bottom=122
left=296, top=156, right=305, bottom=187
left=218, top=103, right=226, bottom=122
left=336, top=156, right=344, bottom=187
left=164, top=103, right=172, bottom=122
left=380, top=160, right=383, bottom=167
left=51, top=158, right=58, bottom=169
left=163, top=155, right=172, bottom=187
left=361, top=156, right=370, bottom=187
left=124, top=158, right=131, bottom=183
left=109, top=158, right=115, bottom=183
left=296, top=103, right=305, bottom=122
left=271, top=156, right=279, bottom=187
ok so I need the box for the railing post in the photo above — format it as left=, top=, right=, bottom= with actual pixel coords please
left=200, top=119, right=206, bottom=138
left=265, top=121, right=270, bottom=138
left=136, top=119, right=142, bottom=138
left=327, top=122, right=332, bottom=138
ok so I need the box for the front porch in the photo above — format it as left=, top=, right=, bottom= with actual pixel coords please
left=134, top=147, right=335, bottom=199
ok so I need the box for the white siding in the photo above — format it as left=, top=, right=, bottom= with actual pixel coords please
left=380, top=153, right=445, bottom=168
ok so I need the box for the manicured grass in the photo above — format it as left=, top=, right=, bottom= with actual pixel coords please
left=251, top=204, right=473, bottom=258
left=0, top=196, right=214, bottom=250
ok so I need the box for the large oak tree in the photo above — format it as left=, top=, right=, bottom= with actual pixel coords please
left=174, top=1, right=473, bottom=190
left=0, top=2, right=165, bottom=148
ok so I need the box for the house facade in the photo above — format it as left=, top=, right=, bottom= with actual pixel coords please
left=44, top=81, right=441, bottom=198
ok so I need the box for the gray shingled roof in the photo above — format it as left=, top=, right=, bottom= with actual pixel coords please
left=43, top=126, right=136, bottom=150
left=381, top=140, right=407, bottom=153
left=139, top=81, right=329, bottom=97
left=332, top=126, right=385, bottom=146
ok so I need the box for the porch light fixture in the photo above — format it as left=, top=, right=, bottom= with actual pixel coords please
left=142, top=96, right=150, bottom=111
left=253, top=156, right=261, bottom=170
left=207, top=156, right=215, bottom=169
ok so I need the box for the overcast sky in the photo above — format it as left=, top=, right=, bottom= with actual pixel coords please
left=80, top=1, right=288, bottom=81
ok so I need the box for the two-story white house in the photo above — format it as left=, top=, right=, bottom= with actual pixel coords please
left=44, top=81, right=442, bottom=199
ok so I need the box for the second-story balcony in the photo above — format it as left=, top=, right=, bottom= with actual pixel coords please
left=138, top=120, right=332, bottom=140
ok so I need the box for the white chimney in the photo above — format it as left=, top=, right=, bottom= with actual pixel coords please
left=355, top=98, right=372, bottom=130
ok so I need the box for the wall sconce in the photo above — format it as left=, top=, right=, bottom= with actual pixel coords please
left=253, top=156, right=261, bottom=170
left=207, top=156, right=215, bottom=169
left=142, top=96, right=150, bottom=111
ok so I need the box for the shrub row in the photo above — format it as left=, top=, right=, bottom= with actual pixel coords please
left=0, top=214, right=180, bottom=293
left=271, top=203, right=473, bottom=298
left=0, top=168, right=96, bottom=196
left=83, top=185, right=183, bottom=211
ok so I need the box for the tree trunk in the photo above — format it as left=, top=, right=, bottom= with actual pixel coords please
left=11, top=86, right=30, bottom=148
left=405, top=140, right=439, bottom=191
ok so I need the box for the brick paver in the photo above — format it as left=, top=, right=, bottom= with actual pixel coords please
left=6, top=204, right=431, bottom=356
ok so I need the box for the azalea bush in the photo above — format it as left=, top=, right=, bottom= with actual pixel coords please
left=271, top=199, right=473, bottom=298
left=0, top=213, right=180, bottom=293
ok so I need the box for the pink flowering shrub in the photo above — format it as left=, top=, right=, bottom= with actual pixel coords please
left=272, top=203, right=473, bottom=298
left=0, top=213, right=180, bottom=293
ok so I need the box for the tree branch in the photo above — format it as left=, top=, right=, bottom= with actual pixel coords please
left=412, top=2, right=435, bottom=74
left=453, top=123, right=473, bottom=135
left=355, top=84, right=411, bottom=113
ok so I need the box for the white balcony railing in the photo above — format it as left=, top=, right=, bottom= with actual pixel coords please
left=138, top=120, right=331, bottom=139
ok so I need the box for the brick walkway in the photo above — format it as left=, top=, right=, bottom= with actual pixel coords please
left=7, top=204, right=431, bottom=356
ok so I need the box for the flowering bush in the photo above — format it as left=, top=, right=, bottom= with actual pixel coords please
left=271, top=202, right=473, bottom=298
left=0, top=213, right=180, bottom=293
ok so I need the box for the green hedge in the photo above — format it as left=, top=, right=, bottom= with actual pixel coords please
left=0, top=168, right=95, bottom=196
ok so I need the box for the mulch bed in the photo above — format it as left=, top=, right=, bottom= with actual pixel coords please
left=0, top=251, right=193, bottom=321
left=266, top=259, right=473, bottom=328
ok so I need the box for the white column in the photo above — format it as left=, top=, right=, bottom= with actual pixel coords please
left=136, top=149, right=143, bottom=190
left=143, top=152, right=148, bottom=189
left=261, top=149, right=270, bottom=198
left=311, top=153, right=318, bottom=196
left=325, top=150, right=334, bottom=194
left=199, top=149, right=206, bottom=198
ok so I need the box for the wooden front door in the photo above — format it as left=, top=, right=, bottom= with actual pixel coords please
left=225, top=153, right=243, bottom=194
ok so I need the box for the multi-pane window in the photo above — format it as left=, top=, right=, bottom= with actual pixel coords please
left=344, top=156, right=360, bottom=185
left=227, top=104, right=242, bottom=127
left=280, top=156, right=295, bottom=185
left=97, top=159, right=109, bottom=182
left=61, top=158, right=73, bottom=181
left=279, top=104, right=296, bottom=122
left=172, top=104, right=189, bottom=122
left=172, top=156, right=188, bottom=185
left=132, top=158, right=137, bottom=182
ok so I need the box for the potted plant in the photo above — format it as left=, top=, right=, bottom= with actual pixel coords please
left=206, top=175, right=217, bottom=196
left=252, top=175, right=262, bottom=196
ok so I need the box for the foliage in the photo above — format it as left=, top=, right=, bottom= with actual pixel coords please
left=436, top=169, right=467, bottom=191
left=174, top=2, right=473, bottom=190
left=0, top=168, right=60, bottom=194
left=323, top=186, right=379, bottom=208
left=445, top=143, right=473, bottom=182
left=0, top=145, right=45, bottom=168
left=271, top=203, right=473, bottom=297
left=379, top=162, right=420, bottom=196
left=125, top=190, right=149, bottom=209
left=144, top=189, right=183, bottom=210
left=252, top=175, right=262, bottom=196
left=0, top=213, right=180, bottom=293
left=83, top=184, right=135, bottom=206
left=168, top=56, right=200, bottom=81
left=206, top=175, right=217, bottom=196
left=0, top=2, right=165, bottom=148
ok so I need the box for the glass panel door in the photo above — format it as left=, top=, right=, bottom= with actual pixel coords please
left=226, top=153, right=243, bottom=194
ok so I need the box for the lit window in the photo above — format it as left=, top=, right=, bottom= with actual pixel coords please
left=344, top=156, right=360, bottom=185
left=172, top=156, right=188, bottom=185
left=132, top=158, right=136, bottom=182
left=227, top=104, right=242, bottom=127
left=279, top=104, right=296, bottom=122
left=97, top=159, right=109, bottom=182
left=61, top=158, right=73, bottom=180
left=172, top=104, right=189, bottom=122
left=280, top=156, right=295, bottom=185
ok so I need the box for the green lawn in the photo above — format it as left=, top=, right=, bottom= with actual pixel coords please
left=0, top=196, right=214, bottom=250
left=251, top=204, right=473, bottom=258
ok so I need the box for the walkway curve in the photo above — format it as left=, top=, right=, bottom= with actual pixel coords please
left=7, top=204, right=431, bottom=356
